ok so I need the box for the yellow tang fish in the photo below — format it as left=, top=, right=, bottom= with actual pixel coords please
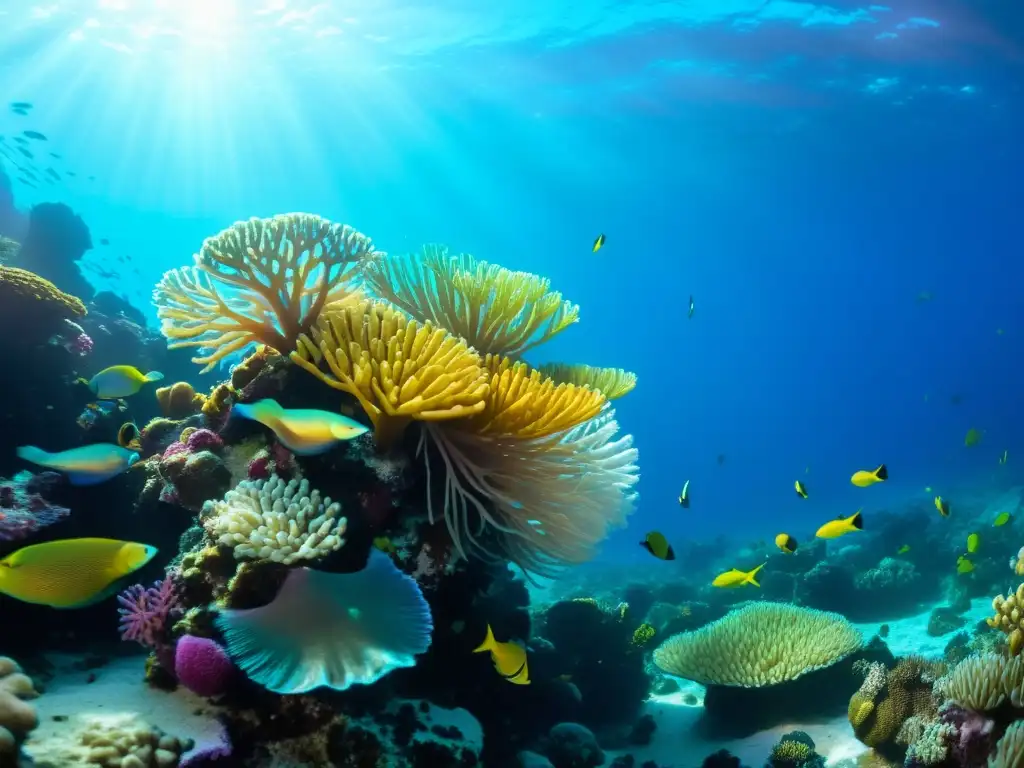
left=775, top=533, right=797, bottom=554
left=995, top=512, right=1012, bottom=527
left=640, top=531, right=675, bottom=560
left=851, top=464, right=887, bottom=487
left=712, top=563, right=764, bottom=588
left=0, top=538, right=157, bottom=608
left=16, top=443, right=139, bottom=485
left=473, top=624, right=529, bottom=685
left=87, top=365, right=164, bottom=399
left=816, top=510, right=864, bottom=539
left=678, top=480, right=690, bottom=509
left=794, top=480, right=808, bottom=499
left=233, top=399, right=369, bottom=456
left=965, top=428, right=982, bottom=447
left=592, top=234, right=606, bottom=253
left=967, top=532, right=979, bottom=554
left=934, top=496, right=950, bottom=518
left=956, top=555, right=974, bottom=575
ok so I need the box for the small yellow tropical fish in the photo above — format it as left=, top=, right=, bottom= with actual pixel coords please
left=965, top=428, right=982, bottom=447
left=995, top=512, right=1012, bottom=527
left=372, top=536, right=396, bottom=555
left=117, top=422, right=141, bottom=451
left=640, top=531, right=675, bottom=560
left=87, top=365, right=164, bottom=399
left=592, top=234, right=606, bottom=253
left=17, top=443, right=139, bottom=485
left=0, top=538, right=157, bottom=608
left=898, top=545, right=911, bottom=555
left=794, top=480, right=808, bottom=499
left=473, top=624, right=529, bottom=685
left=967, top=532, right=980, bottom=554
left=1000, top=450, right=1008, bottom=465
left=956, top=555, right=974, bottom=575
left=775, top=533, right=797, bottom=554
left=934, top=496, right=950, bottom=518
left=851, top=464, right=887, bottom=487
left=816, top=510, right=864, bottom=539
left=712, top=563, right=764, bottom=588
left=678, top=480, right=690, bottom=509
left=233, top=399, right=369, bottom=455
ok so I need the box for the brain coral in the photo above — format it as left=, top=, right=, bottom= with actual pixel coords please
left=652, top=602, right=863, bottom=687
left=848, top=656, right=944, bottom=750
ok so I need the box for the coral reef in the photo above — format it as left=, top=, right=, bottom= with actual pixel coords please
left=0, top=656, right=38, bottom=767
left=848, top=657, right=944, bottom=757
left=27, top=713, right=191, bottom=768
left=0, top=470, right=69, bottom=542
left=988, top=584, right=1024, bottom=656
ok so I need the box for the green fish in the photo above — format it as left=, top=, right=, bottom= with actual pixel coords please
left=640, top=531, right=675, bottom=560
left=965, top=428, right=982, bottom=447
left=233, top=399, right=369, bottom=455
left=17, top=443, right=139, bottom=485
left=88, top=365, right=164, bottom=399
left=995, top=512, right=1012, bottom=527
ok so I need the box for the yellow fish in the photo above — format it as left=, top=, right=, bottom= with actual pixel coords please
left=117, top=422, right=141, bottom=451
left=851, top=464, right=887, bottom=487
left=87, top=365, right=164, bottom=399
left=678, top=480, right=690, bottom=508
left=816, top=510, right=864, bottom=539
left=934, top=496, right=950, bottom=518
left=775, top=533, right=797, bottom=554
left=956, top=555, right=974, bottom=575
left=372, top=536, right=396, bottom=555
left=967, top=532, right=979, bottom=554
left=0, top=538, right=157, bottom=608
left=794, top=480, right=808, bottom=499
left=965, top=428, right=982, bottom=447
left=233, top=399, right=369, bottom=455
left=592, top=233, right=606, bottom=253
left=640, top=531, right=675, bottom=560
left=712, top=563, right=764, bottom=588
left=995, top=512, right=1012, bottom=527
left=1000, top=450, right=1008, bottom=465
left=473, top=624, right=529, bottom=685
left=17, top=443, right=139, bottom=485
left=898, top=545, right=910, bottom=555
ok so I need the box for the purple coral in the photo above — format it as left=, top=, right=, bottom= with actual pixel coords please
left=0, top=470, right=70, bottom=541
left=117, top=573, right=182, bottom=648
left=185, top=429, right=223, bottom=453
left=940, top=702, right=995, bottom=768
left=174, top=635, right=234, bottom=698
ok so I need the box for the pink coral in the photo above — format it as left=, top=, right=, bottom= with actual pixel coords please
left=185, top=428, right=223, bottom=453
left=174, top=635, right=233, bottom=698
left=940, top=702, right=995, bottom=768
left=117, top=573, right=182, bottom=648
left=162, top=441, right=188, bottom=460
left=247, top=453, right=271, bottom=481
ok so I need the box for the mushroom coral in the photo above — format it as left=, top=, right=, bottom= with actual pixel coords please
left=154, top=213, right=376, bottom=372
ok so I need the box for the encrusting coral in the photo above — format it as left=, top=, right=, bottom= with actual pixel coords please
left=201, top=473, right=347, bottom=564
left=988, top=584, right=1024, bottom=656
left=155, top=213, right=377, bottom=371
left=847, top=656, right=943, bottom=752
left=653, top=602, right=863, bottom=687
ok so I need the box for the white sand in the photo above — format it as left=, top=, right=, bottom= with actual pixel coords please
left=854, top=597, right=993, bottom=657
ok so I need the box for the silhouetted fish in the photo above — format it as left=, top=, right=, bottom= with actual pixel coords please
left=10, top=102, right=32, bottom=110
left=49, top=152, right=61, bottom=159
left=100, top=238, right=109, bottom=246
left=45, top=168, right=60, bottom=182
left=66, top=171, right=76, bottom=177
left=23, top=130, right=46, bottom=141
left=16, top=147, right=32, bottom=159
left=12, top=136, right=27, bottom=145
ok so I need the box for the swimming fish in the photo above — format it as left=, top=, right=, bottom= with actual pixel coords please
left=372, top=536, right=397, bottom=555
left=592, top=234, right=605, bottom=253
left=1000, top=450, right=1008, bottom=465
left=678, top=480, right=690, bottom=509
left=956, top=556, right=974, bottom=575
left=22, top=130, right=46, bottom=141
left=967, top=532, right=980, bottom=554
left=851, top=464, right=887, bottom=487
left=640, top=531, right=675, bottom=560
left=965, top=428, right=982, bottom=447
left=815, top=510, right=864, bottom=539
left=233, top=399, right=369, bottom=455
left=0, top=538, right=157, bottom=608
left=688, top=295, right=695, bottom=319
left=117, top=422, right=141, bottom=451
left=775, top=533, right=797, bottom=554
left=712, top=563, right=764, bottom=588
left=794, top=480, right=808, bottom=499
left=898, top=545, right=911, bottom=554
left=934, top=496, right=950, bottom=518
left=473, top=624, right=529, bottom=685
left=99, top=238, right=110, bottom=246
left=87, top=365, right=164, bottom=399
left=995, top=512, right=1012, bottom=527
left=16, top=443, right=139, bottom=485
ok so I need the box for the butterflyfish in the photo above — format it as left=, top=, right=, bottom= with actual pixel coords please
left=815, top=510, right=864, bottom=539
left=678, top=480, right=690, bottom=508
left=794, top=480, right=808, bottom=499
left=995, top=512, right=1012, bottom=527
left=712, top=563, right=764, bottom=588
left=87, top=365, right=164, bottom=399
left=898, top=545, right=911, bottom=554
left=17, top=443, right=139, bottom=485
left=0, top=538, right=157, bottom=608
left=851, top=464, right=887, bottom=488
left=592, top=234, right=605, bottom=253
left=965, top=428, right=982, bottom=447
left=934, top=496, right=950, bottom=518
left=956, top=556, right=974, bottom=575
left=967, top=532, right=980, bottom=553
left=473, top=624, right=529, bottom=685
left=1000, top=450, right=1008, bottom=465
left=775, top=533, right=797, bottom=554
left=233, top=399, right=369, bottom=455
left=640, top=531, right=675, bottom=560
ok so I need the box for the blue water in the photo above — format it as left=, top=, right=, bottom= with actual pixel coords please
left=1, top=0, right=1021, bottom=563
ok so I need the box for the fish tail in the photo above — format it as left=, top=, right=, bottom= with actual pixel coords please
left=473, top=624, right=496, bottom=654
left=746, top=563, right=765, bottom=587
left=16, top=445, right=51, bottom=467
left=874, top=464, right=888, bottom=481
left=143, top=371, right=165, bottom=383
left=850, top=510, right=864, bottom=530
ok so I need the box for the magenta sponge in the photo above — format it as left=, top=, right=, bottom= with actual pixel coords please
left=174, top=635, right=233, bottom=698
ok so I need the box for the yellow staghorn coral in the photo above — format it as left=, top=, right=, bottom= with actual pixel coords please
left=155, top=213, right=377, bottom=372
left=291, top=299, right=490, bottom=449
left=365, top=244, right=579, bottom=358
left=943, top=654, right=1024, bottom=711
left=653, top=602, right=863, bottom=687
left=537, top=362, right=637, bottom=400
left=989, top=584, right=1024, bottom=656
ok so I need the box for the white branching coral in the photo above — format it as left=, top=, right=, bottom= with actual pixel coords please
left=202, top=474, right=347, bottom=564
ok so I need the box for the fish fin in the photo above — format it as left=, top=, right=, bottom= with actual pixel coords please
left=65, top=470, right=113, bottom=487
left=665, top=546, right=676, bottom=561
left=473, top=624, right=496, bottom=654
left=850, top=510, right=864, bottom=530
left=874, top=464, right=888, bottom=481
left=15, top=445, right=51, bottom=467
left=143, top=371, right=165, bottom=383
left=746, top=563, right=765, bottom=587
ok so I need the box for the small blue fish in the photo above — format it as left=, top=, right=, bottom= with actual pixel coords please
left=17, top=444, right=140, bottom=485
left=233, top=399, right=368, bottom=455
left=87, top=365, right=164, bottom=399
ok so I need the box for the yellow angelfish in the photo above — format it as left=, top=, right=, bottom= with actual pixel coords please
left=0, top=538, right=158, bottom=608
left=851, top=464, right=887, bottom=487
left=967, top=532, right=980, bottom=553
left=87, top=365, right=164, bottom=399
left=473, top=624, right=529, bottom=685
left=712, top=563, right=764, bottom=588
left=16, top=443, right=140, bottom=485
left=956, top=555, right=974, bottom=575
left=816, top=510, right=864, bottom=539
left=233, top=399, right=369, bottom=456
